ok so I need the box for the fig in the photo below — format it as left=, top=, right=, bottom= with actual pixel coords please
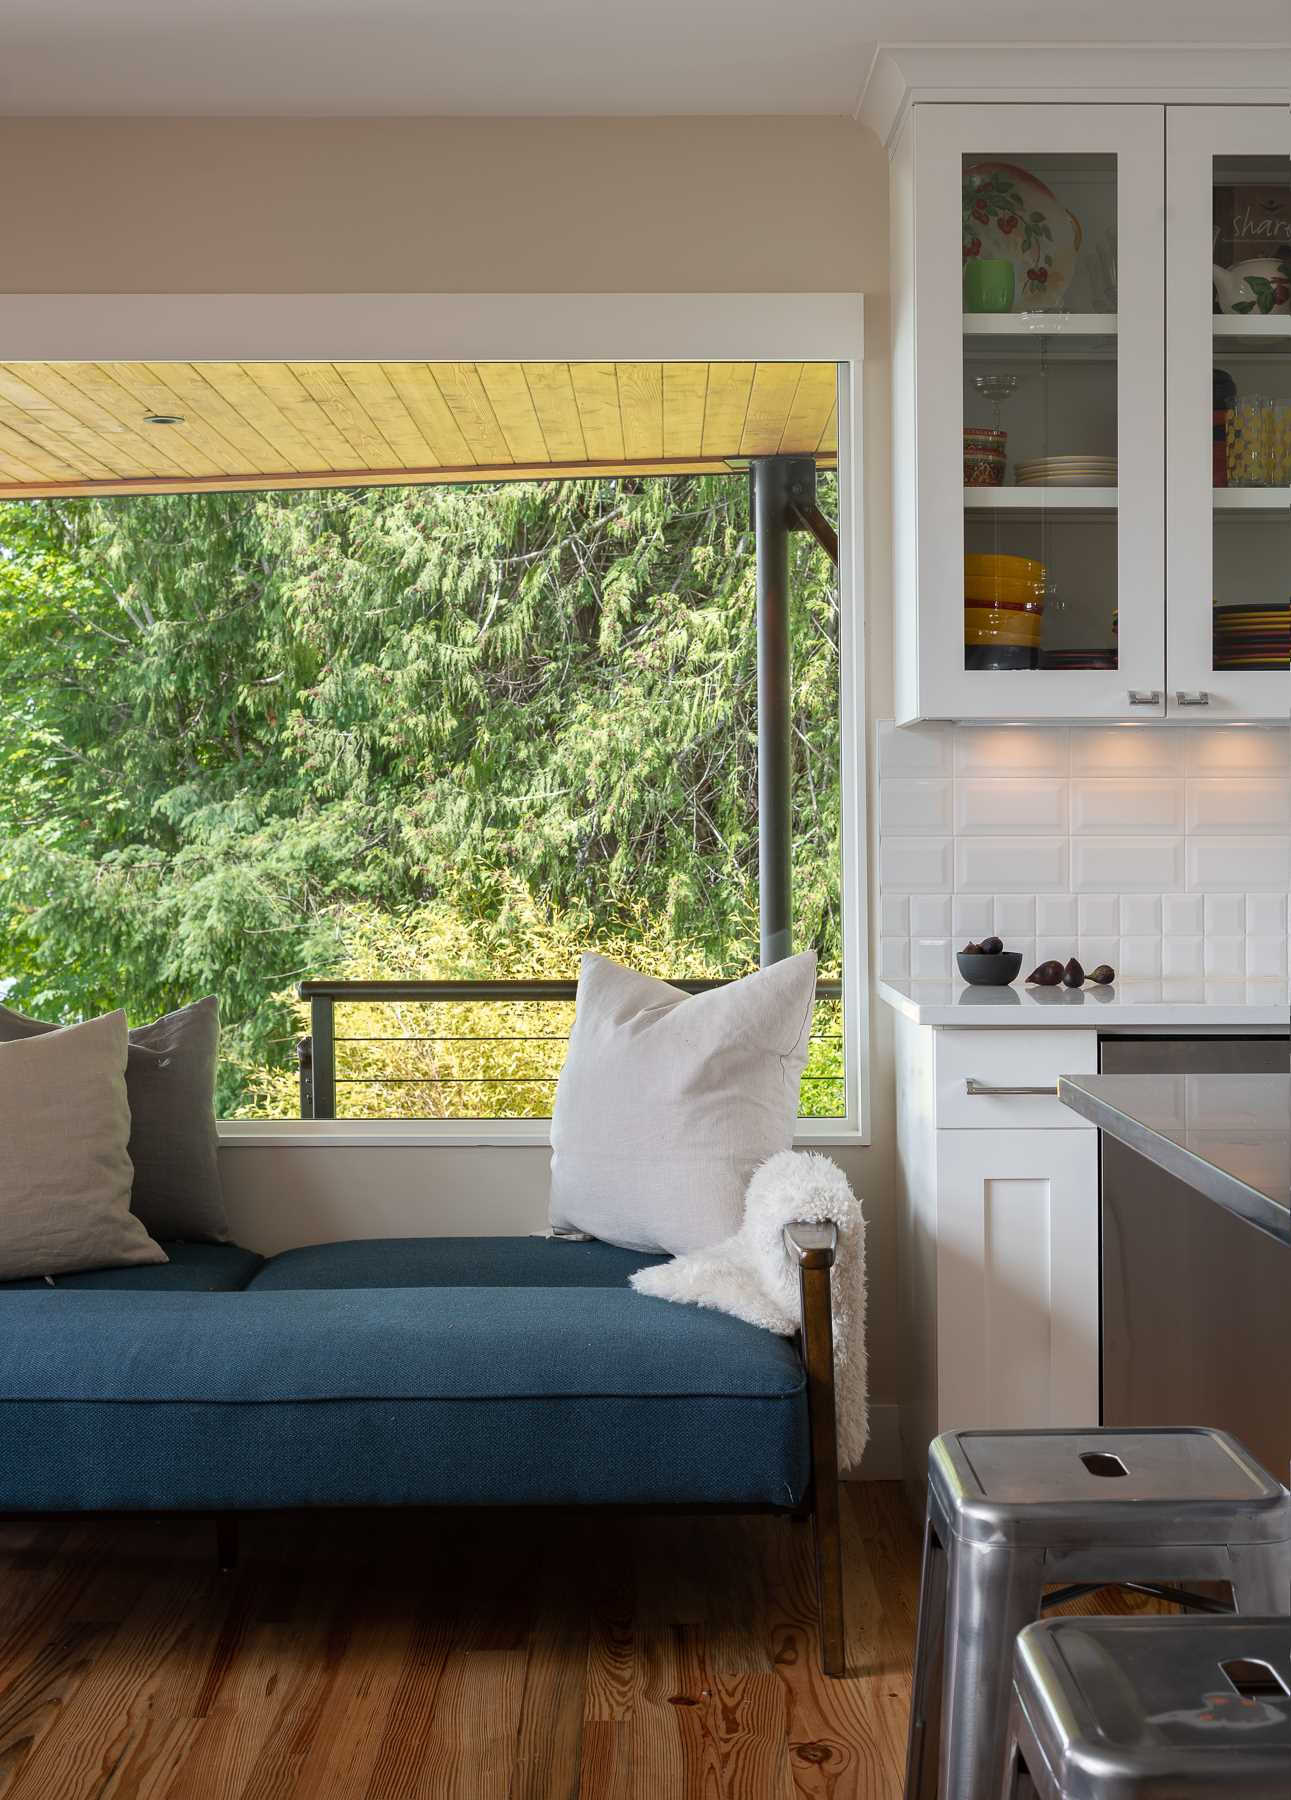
left=961, top=941, right=984, bottom=955
left=1090, top=964, right=1115, bottom=985
left=979, top=935, right=1003, bottom=955
left=1026, top=960, right=1064, bottom=986
left=1062, top=957, right=1085, bottom=989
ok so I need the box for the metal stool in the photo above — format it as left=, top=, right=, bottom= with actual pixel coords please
left=1004, top=1616, right=1291, bottom=1799
left=904, top=1429, right=1291, bottom=1800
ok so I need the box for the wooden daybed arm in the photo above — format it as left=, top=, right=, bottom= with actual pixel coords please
left=783, top=1220, right=845, bottom=1677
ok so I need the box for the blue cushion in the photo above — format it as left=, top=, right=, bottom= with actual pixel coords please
left=0, top=1285, right=808, bottom=1511
left=0, top=1240, right=263, bottom=1294
left=248, top=1235, right=666, bottom=1291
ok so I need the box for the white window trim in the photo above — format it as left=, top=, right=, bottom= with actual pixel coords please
left=5, top=291, right=869, bottom=1146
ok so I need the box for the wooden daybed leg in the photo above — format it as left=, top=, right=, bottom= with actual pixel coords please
left=215, top=1512, right=239, bottom=1573
left=784, top=1221, right=846, bottom=1678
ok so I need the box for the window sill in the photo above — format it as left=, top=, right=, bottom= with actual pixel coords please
left=216, top=1121, right=869, bottom=1150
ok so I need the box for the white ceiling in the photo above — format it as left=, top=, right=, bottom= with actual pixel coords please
left=0, top=0, right=1287, bottom=117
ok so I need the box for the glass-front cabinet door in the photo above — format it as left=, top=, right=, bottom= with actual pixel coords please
left=896, top=105, right=1166, bottom=720
left=1166, top=106, right=1290, bottom=720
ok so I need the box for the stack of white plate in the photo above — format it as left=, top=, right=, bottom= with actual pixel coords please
left=1014, top=455, right=1117, bottom=488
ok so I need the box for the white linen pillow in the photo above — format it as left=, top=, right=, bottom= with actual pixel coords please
left=549, top=950, right=817, bottom=1254
left=0, top=1011, right=168, bottom=1281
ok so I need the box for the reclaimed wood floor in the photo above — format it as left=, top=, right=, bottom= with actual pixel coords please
left=0, top=1483, right=1165, bottom=1800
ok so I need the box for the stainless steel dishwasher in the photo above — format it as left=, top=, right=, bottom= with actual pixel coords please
left=1100, top=1034, right=1291, bottom=1478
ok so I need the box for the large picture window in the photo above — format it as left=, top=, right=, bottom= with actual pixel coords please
left=0, top=353, right=857, bottom=1130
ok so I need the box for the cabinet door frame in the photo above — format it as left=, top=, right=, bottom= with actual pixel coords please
left=900, top=103, right=1167, bottom=722
left=934, top=1127, right=1100, bottom=1434
left=1165, top=104, right=1289, bottom=721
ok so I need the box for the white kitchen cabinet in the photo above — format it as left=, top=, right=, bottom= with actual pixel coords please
left=888, top=96, right=1288, bottom=725
left=1166, top=106, right=1290, bottom=723
left=894, top=1017, right=1100, bottom=1491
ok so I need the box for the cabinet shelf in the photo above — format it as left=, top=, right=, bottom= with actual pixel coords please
left=965, top=487, right=1117, bottom=519
left=1212, top=488, right=1290, bottom=510
left=964, top=313, right=1118, bottom=361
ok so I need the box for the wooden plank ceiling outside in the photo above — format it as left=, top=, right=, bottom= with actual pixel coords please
left=0, top=361, right=838, bottom=500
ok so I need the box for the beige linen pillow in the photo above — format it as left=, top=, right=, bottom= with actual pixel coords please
left=0, top=1011, right=168, bottom=1281
left=549, top=951, right=817, bottom=1254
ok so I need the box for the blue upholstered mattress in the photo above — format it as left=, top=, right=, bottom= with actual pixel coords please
left=0, top=1236, right=809, bottom=1512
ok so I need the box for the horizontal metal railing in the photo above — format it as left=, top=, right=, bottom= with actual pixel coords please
left=296, top=976, right=844, bottom=1121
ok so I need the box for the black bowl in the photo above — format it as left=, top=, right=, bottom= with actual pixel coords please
left=956, top=950, right=1022, bottom=987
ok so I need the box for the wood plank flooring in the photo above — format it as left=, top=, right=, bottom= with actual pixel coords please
left=0, top=1485, right=1167, bottom=1800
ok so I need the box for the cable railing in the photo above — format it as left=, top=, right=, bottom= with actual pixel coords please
left=296, top=977, right=845, bottom=1121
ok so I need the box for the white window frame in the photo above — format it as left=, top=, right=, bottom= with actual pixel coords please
left=0, top=290, right=869, bottom=1146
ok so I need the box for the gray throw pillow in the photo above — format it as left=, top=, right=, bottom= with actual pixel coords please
left=549, top=951, right=817, bottom=1255
left=0, top=1012, right=168, bottom=1281
left=0, top=996, right=228, bottom=1243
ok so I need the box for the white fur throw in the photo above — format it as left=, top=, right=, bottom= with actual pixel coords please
left=630, top=1149, right=867, bottom=1473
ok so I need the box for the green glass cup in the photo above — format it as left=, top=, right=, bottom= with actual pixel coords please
left=963, top=258, right=1016, bottom=314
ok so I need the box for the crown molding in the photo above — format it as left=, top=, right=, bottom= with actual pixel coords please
left=857, top=43, right=1291, bottom=149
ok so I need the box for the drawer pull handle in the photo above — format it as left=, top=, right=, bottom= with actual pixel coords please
left=965, top=1079, right=1060, bottom=1097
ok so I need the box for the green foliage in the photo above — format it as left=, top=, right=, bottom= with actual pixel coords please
left=0, top=475, right=841, bottom=1115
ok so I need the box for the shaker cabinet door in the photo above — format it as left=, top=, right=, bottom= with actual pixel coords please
left=896, top=103, right=1166, bottom=722
left=1165, top=105, right=1290, bottom=720
left=933, top=1128, right=1099, bottom=1434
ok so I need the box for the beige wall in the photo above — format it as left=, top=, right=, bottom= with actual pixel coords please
left=1, top=116, right=881, bottom=294
left=9, top=113, right=899, bottom=1443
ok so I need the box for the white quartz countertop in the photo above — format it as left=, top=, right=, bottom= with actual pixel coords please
left=877, top=976, right=1290, bottom=1029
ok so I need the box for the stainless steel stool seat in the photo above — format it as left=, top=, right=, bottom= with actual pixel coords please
left=904, top=1429, right=1291, bottom=1800
left=1005, top=1616, right=1291, bottom=1799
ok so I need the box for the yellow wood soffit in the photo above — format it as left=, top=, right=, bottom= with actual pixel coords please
left=0, top=360, right=838, bottom=499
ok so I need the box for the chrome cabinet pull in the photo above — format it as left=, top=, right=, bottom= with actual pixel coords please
left=1174, top=690, right=1210, bottom=706
left=1127, top=689, right=1161, bottom=706
left=965, top=1078, right=1060, bottom=1097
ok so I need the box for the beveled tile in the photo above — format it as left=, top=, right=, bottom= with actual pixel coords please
left=954, top=837, right=1068, bottom=893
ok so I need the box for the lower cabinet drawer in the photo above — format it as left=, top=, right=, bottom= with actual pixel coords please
left=934, top=1028, right=1098, bottom=1130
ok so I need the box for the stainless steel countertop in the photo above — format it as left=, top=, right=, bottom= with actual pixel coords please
left=1058, top=1073, right=1291, bottom=1245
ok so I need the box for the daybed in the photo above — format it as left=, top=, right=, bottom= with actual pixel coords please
left=0, top=1228, right=845, bottom=1674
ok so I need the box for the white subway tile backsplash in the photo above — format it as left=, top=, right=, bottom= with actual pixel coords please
left=994, top=895, right=1037, bottom=938
left=1204, top=936, right=1246, bottom=978
left=1185, top=727, right=1289, bottom=776
left=879, top=937, right=910, bottom=982
left=1204, top=893, right=1246, bottom=936
left=1187, top=779, right=1290, bottom=835
left=1246, top=936, right=1287, bottom=979
left=880, top=893, right=910, bottom=935
left=880, top=837, right=953, bottom=893
left=1069, top=728, right=1187, bottom=777
left=1162, top=893, right=1204, bottom=936
left=955, top=837, right=1068, bottom=893
left=909, top=894, right=952, bottom=937
left=876, top=723, right=1289, bottom=981
left=1036, top=895, right=1078, bottom=938
left=1119, top=936, right=1163, bottom=978
left=1162, top=935, right=1204, bottom=978
left=1246, top=893, right=1287, bottom=936
left=952, top=896, right=995, bottom=940
left=910, top=938, right=952, bottom=980
left=1078, top=895, right=1119, bottom=936
left=1119, top=894, right=1161, bottom=935
left=954, top=778, right=1068, bottom=835
left=880, top=777, right=954, bottom=836
left=1188, top=837, right=1291, bottom=894
left=953, top=728, right=1069, bottom=778
left=876, top=720, right=952, bottom=776
left=1070, top=838, right=1185, bottom=893
left=1070, top=779, right=1185, bottom=835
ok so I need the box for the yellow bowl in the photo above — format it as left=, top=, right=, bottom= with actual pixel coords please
left=965, top=553, right=1046, bottom=581
left=964, top=606, right=1043, bottom=646
left=964, top=575, right=1045, bottom=607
